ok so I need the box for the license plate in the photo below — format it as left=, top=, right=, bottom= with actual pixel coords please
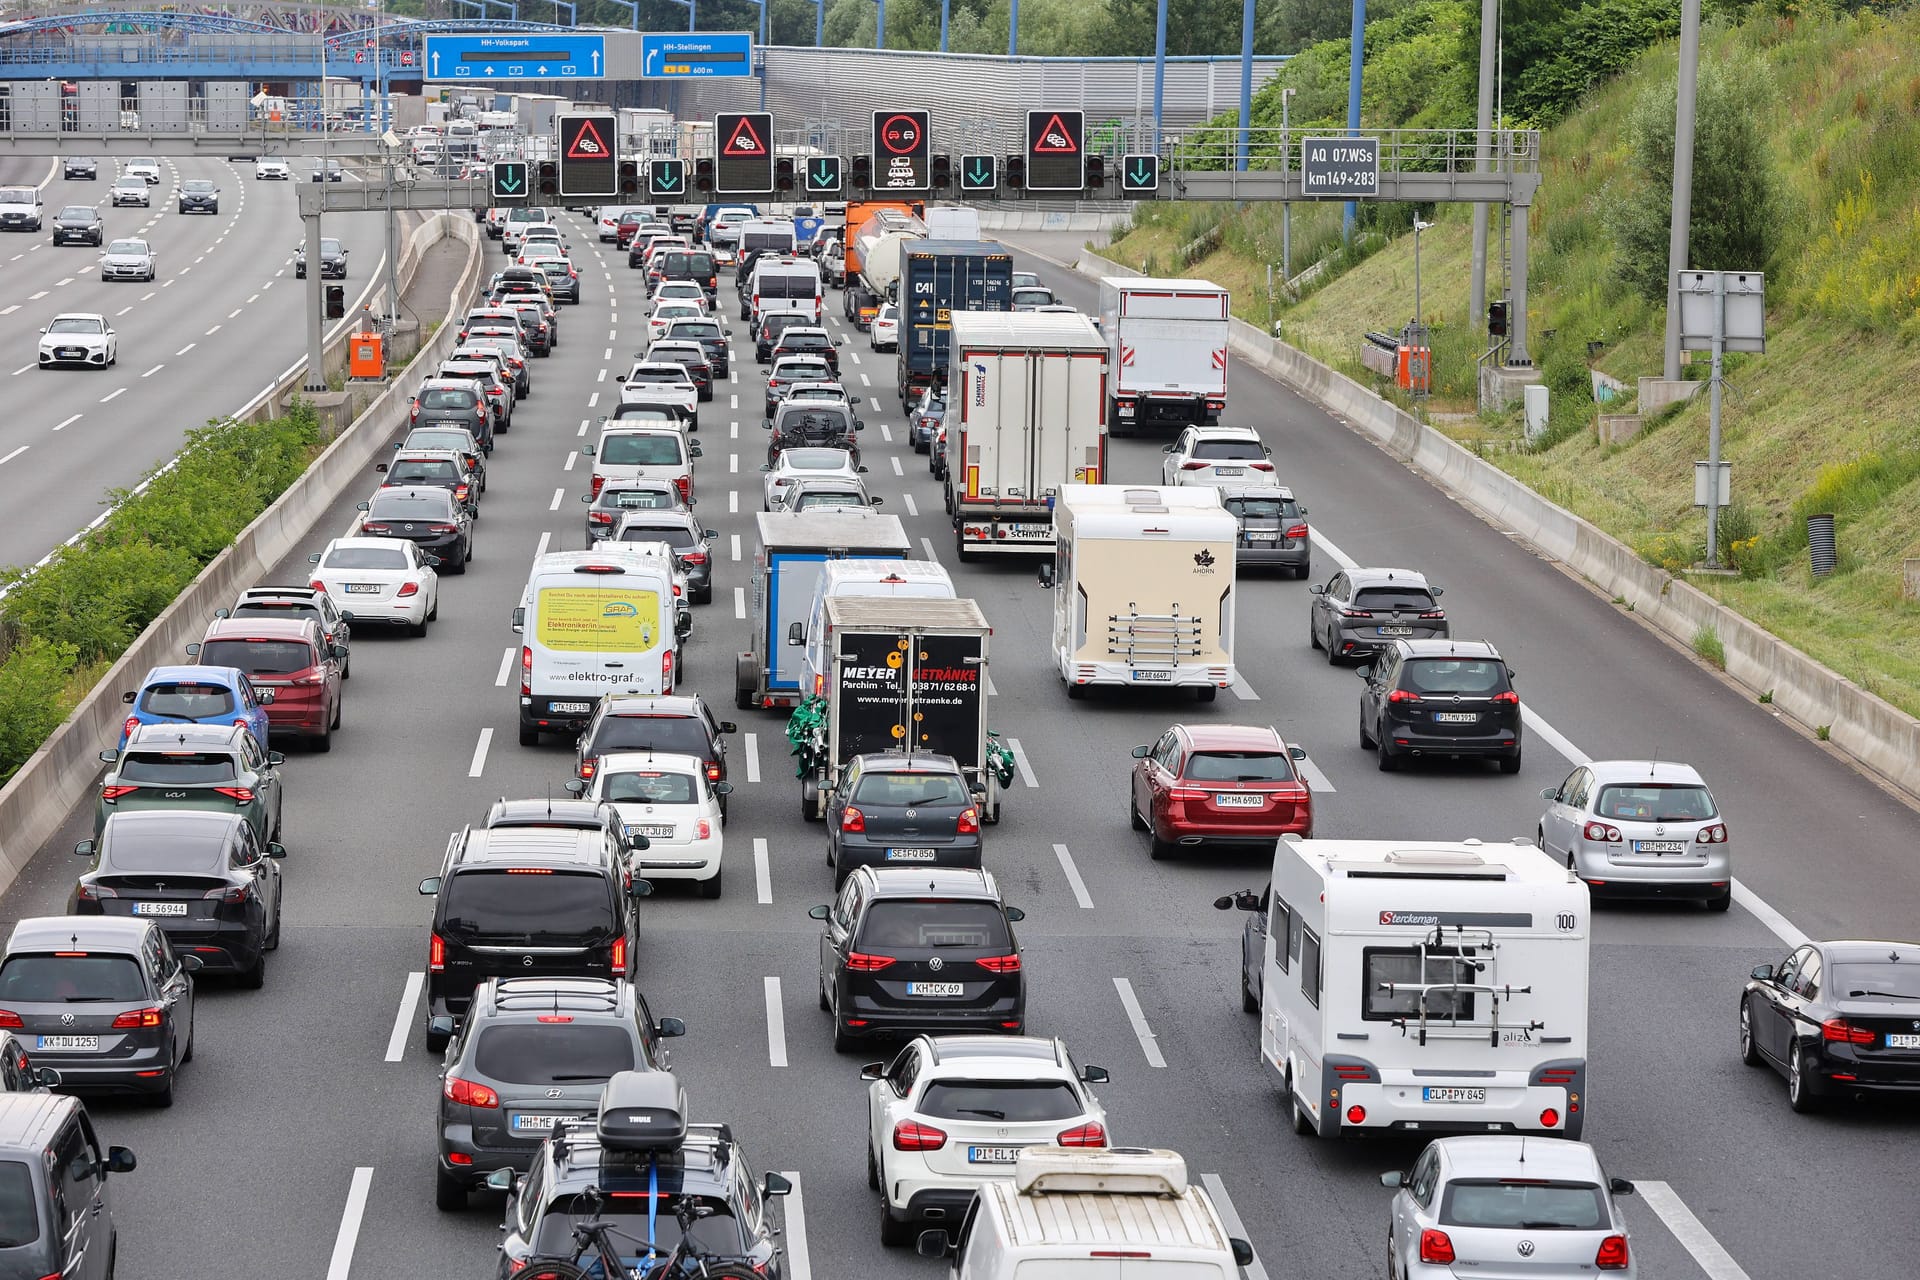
left=887, top=848, right=937, bottom=861
left=907, top=982, right=964, bottom=997
left=343, top=583, right=381, bottom=594
left=1246, top=531, right=1278, bottom=541
left=134, top=902, right=188, bottom=916
left=1215, top=793, right=1265, bottom=807
left=1633, top=840, right=1688, bottom=854
left=968, top=1146, right=1025, bottom=1164
left=59, top=348, right=83, bottom=358
left=36, top=1036, right=99, bottom=1052
left=1422, top=1086, right=1486, bottom=1103
left=1377, top=626, right=1414, bottom=636
left=511, top=1114, right=566, bottom=1132
left=1432, top=712, right=1478, bottom=723
left=1133, top=669, right=1172, bottom=682
left=637, top=825, right=675, bottom=838
left=549, top=701, right=592, bottom=714
left=1212, top=467, right=1244, bottom=476
left=1888, top=1034, right=1920, bottom=1049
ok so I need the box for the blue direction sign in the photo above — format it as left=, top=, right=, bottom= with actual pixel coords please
left=640, top=32, right=753, bottom=79
left=423, top=34, right=607, bottom=81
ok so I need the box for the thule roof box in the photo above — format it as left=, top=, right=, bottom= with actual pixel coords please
left=596, top=1071, right=688, bottom=1153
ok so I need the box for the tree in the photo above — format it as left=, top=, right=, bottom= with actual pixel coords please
left=1264, top=0, right=1364, bottom=53
left=1098, top=0, right=1242, bottom=57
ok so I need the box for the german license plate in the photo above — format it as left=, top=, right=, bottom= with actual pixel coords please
left=1246, top=531, right=1278, bottom=541
left=1887, top=1034, right=1920, bottom=1049
left=638, top=825, right=675, bottom=838
left=59, top=348, right=84, bottom=358
left=907, top=982, right=964, bottom=997
left=343, top=583, right=380, bottom=594
left=36, top=1035, right=99, bottom=1052
left=1422, top=1086, right=1486, bottom=1103
left=1634, top=840, right=1688, bottom=854
left=511, top=1114, right=565, bottom=1132
left=549, top=701, right=592, bottom=714
left=1377, top=626, right=1414, bottom=636
left=1433, top=712, right=1478, bottom=723
left=1215, top=793, right=1264, bottom=807
left=1213, top=467, right=1244, bottom=477
left=887, top=848, right=936, bottom=861
left=134, top=902, right=188, bottom=916
left=1132, top=669, right=1172, bottom=681
left=968, top=1146, right=1024, bottom=1164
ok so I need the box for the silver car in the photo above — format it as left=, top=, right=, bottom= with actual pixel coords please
left=1537, top=760, right=1731, bottom=911
left=110, top=177, right=149, bottom=208
left=100, top=237, right=156, bottom=282
left=1220, top=484, right=1311, bottom=578
left=1382, top=1137, right=1636, bottom=1278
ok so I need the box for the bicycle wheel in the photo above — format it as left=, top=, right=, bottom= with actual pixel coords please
left=516, top=1262, right=592, bottom=1280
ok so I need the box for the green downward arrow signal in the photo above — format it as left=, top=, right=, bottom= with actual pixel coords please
left=657, top=167, right=681, bottom=190
left=813, top=161, right=835, bottom=184
left=1128, top=160, right=1152, bottom=185
left=967, top=159, right=991, bottom=186
left=499, top=175, right=522, bottom=192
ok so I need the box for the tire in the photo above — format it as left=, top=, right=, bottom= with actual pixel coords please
left=1289, top=1073, right=1315, bottom=1135
left=239, top=952, right=266, bottom=990
left=1498, top=749, right=1523, bottom=775
left=1359, top=715, right=1377, bottom=750
left=1739, top=1001, right=1765, bottom=1067
left=267, top=902, right=282, bottom=952
left=313, top=724, right=332, bottom=753
left=1241, top=969, right=1259, bottom=1014
left=1129, top=794, right=1148, bottom=831
left=1787, top=1043, right=1821, bottom=1113
left=1149, top=832, right=1176, bottom=861
left=1325, top=627, right=1342, bottom=664
left=867, top=1141, right=881, bottom=1191
left=832, top=1020, right=858, bottom=1054
left=1377, top=738, right=1401, bottom=772
left=150, top=1078, right=174, bottom=1109
left=435, top=1165, right=469, bottom=1212
left=1707, top=889, right=1733, bottom=913
left=1293, top=562, right=1312, bottom=580
left=1195, top=685, right=1217, bottom=703
left=1309, top=615, right=1324, bottom=651
left=1065, top=681, right=1085, bottom=701
left=519, top=722, right=540, bottom=747
left=801, top=777, right=821, bottom=822
left=410, top=616, right=429, bottom=638
left=698, top=867, right=723, bottom=899
left=879, top=1197, right=916, bottom=1247
left=818, top=977, right=831, bottom=1012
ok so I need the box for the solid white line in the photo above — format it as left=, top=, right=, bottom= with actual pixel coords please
left=467, top=727, right=493, bottom=778
left=0, top=445, right=26, bottom=467
left=384, top=972, right=425, bottom=1062
left=781, top=1172, right=813, bottom=1280
left=1005, top=738, right=1039, bottom=788
left=890, top=456, right=903, bottom=476
left=754, top=836, right=772, bottom=903
left=1638, top=1181, right=1752, bottom=1280
left=734, top=586, right=747, bottom=619
left=494, top=647, right=515, bottom=688
left=730, top=533, right=741, bottom=562
left=1733, top=882, right=1808, bottom=947
left=1231, top=674, right=1260, bottom=700
left=1522, top=706, right=1590, bottom=766
left=763, top=976, right=788, bottom=1066
left=1199, top=1174, right=1271, bottom=1280
left=1052, top=844, right=1095, bottom=909
left=1292, top=750, right=1337, bottom=793
left=1113, top=977, right=1167, bottom=1068
left=100, top=388, right=125, bottom=403
left=902, top=493, right=917, bottom=517
left=325, top=1167, right=374, bottom=1280
left=52, top=414, right=80, bottom=433
left=549, top=487, right=564, bottom=511
left=743, top=732, right=762, bottom=783
left=920, top=536, right=940, bottom=564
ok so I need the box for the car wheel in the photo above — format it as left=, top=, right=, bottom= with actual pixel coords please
left=1707, top=889, right=1733, bottom=913
left=267, top=901, right=282, bottom=951
left=832, top=1019, right=858, bottom=1054
left=1148, top=830, right=1176, bottom=861
left=1195, top=685, right=1217, bottom=703
left=1309, top=614, right=1323, bottom=651
left=410, top=616, right=429, bottom=638
left=1325, top=627, right=1342, bottom=664
left=435, top=1165, right=468, bottom=1212
left=1498, top=748, right=1523, bottom=775
left=1359, top=714, right=1376, bottom=750
left=1065, top=681, right=1085, bottom=701
left=313, top=723, right=331, bottom=753
left=1288, top=1071, right=1315, bottom=1135
left=1787, top=1043, right=1821, bottom=1112
left=239, top=952, right=266, bottom=990
left=518, top=722, right=540, bottom=747
left=1739, top=1001, right=1765, bottom=1067
left=698, top=866, right=723, bottom=900
left=879, top=1195, right=917, bottom=1247
left=150, top=1077, right=174, bottom=1109
left=819, top=976, right=832, bottom=1012
left=1377, top=736, right=1401, bottom=772
left=1241, top=968, right=1259, bottom=1014
left=1128, top=793, right=1148, bottom=831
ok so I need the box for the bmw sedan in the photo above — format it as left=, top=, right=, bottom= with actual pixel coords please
left=1741, top=938, right=1920, bottom=1112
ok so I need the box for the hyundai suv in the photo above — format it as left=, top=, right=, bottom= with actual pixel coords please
left=1359, top=639, right=1523, bottom=773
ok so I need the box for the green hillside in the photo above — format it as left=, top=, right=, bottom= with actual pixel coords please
left=1107, top=4, right=1920, bottom=716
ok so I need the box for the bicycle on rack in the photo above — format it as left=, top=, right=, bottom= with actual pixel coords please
left=515, top=1191, right=766, bottom=1280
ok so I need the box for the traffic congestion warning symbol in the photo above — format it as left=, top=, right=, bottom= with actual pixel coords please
left=566, top=117, right=610, bottom=160
left=722, top=115, right=766, bottom=155
left=1031, top=113, right=1079, bottom=154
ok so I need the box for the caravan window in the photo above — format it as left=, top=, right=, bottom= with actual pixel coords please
left=1362, top=947, right=1478, bottom=1022
left=1299, top=929, right=1321, bottom=1008
left=1270, top=893, right=1293, bottom=974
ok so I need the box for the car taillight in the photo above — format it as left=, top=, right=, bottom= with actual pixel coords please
left=454, top=485, right=469, bottom=501
left=892, top=1120, right=947, bottom=1151
left=1583, top=821, right=1622, bottom=843
left=310, top=579, right=327, bottom=591
left=1284, top=524, right=1309, bottom=539
left=975, top=953, right=1021, bottom=973
left=841, top=806, right=866, bottom=832
left=695, top=819, right=712, bottom=840
left=444, top=1075, right=500, bottom=1108
left=1824, top=1017, right=1875, bottom=1044
left=579, top=759, right=598, bottom=781
left=123, top=715, right=140, bottom=740
left=1386, top=689, right=1421, bottom=704
left=111, top=1007, right=163, bottom=1029
left=1418, top=1229, right=1455, bottom=1265
left=662, top=648, right=674, bottom=689
left=362, top=522, right=391, bottom=534
left=1249, top=460, right=1275, bottom=471
left=397, top=582, right=420, bottom=597
left=1056, top=1122, right=1106, bottom=1147
left=429, top=933, right=445, bottom=971
left=520, top=647, right=532, bottom=696
left=1180, top=461, right=1209, bottom=471
left=0, top=1011, right=20, bottom=1028
left=409, top=405, right=420, bottom=422
left=213, top=787, right=255, bottom=803
left=683, top=551, right=708, bottom=565
left=430, top=524, right=460, bottom=534
left=1419, top=608, right=1446, bottom=619
left=1537, top=1067, right=1578, bottom=1085
left=205, top=883, right=252, bottom=904
left=1595, top=1235, right=1630, bottom=1270
left=1540, top=1107, right=1561, bottom=1127
left=956, top=806, right=980, bottom=834
left=101, top=785, right=138, bottom=801
left=1169, top=787, right=1211, bottom=802
left=674, top=476, right=692, bottom=503
left=1491, top=690, right=1520, bottom=705
left=846, top=951, right=895, bottom=972
left=74, top=882, right=116, bottom=900
left=611, top=936, right=627, bottom=971
left=1696, top=823, right=1728, bottom=843
left=591, top=475, right=607, bottom=498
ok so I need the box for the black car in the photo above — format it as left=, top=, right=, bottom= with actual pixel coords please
left=907, top=390, right=945, bottom=454
left=357, top=487, right=473, bottom=573
left=0, top=917, right=198, bottom=1106
left=649, top=341, right=714, bottom=401
left=417, top=827, right=648, bottom=1050
left=220, top=585, right=353, bottom=678
left=177, top=179, right=219, bottom=214
left=771, top=327, right=839, bottom=376
left=664, top=317, right=729, bottom=376
left=583, top=479, right=690, bottom=542
left=574, top=694, right=736, bottom=809
left=1358, top=639, right=1522, bottom=773
left=826, top=753, right=981, bottom=887
left=1308, top=566, right=1447, bottom=663
left=62, top=156, right=98, bottom=180
left=611, top=512, right=717, bottom=604
left=658, top=248, right=719, bottom=301
left=811, top=867, right=1025, bottom=1051
left=503, top=301, right=554, bottom=355
left=294, top=236, right=348, bottom=279
left=50, top=205, right=103, bottom=246
left=409, top=378, right=494, bottom=450
left=767, top=402, right=861, bottom=468
left=1214, top=882, right=1273, bottom=1013
left=1741, top=938, right=1920, bottom=1112
left=0, top=1094, right=137, bottom=1280
left=312, top=159, right=344, bottom=182
left=433, top=976, right=683, bottom=1209
left=763, top=357, right=836, bottom=423
left=376, top=451, right=480, bottom=516
left=493, top=1071, right=792, bottom=1277
left=71, top=810, right=286, bottom=989
left=754, top=312, right=807, bottom=364
left=532, top=256, right=581, bottom=304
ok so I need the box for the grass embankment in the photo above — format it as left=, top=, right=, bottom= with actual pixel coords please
left=1104, top=7, right=1920, bottom=716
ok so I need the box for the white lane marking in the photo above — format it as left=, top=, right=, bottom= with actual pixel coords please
left=578, top=420, right=591, bottom=438
left=603, top=347, right=612, bottom=360
left=588, top=392, right=600, bottom=408
left=140, top=364, right=163, bottom=378
left=1053, top=844, right=1095, bottom=910
left=781, top=1172, right=813, bottom=1280
left=597, top=368, right=606, bottom=382
left=730, top=421, right=739, bottom=440
left=849, top=350, right=861, bottom=365
left=228, top=307, right=242, bottom=318
left=564, top=451, right=578, bottom=472
left=0, top=305, right=15, bottom=316
left=920, top=536, right=941, bottom=564
left=100, top=388, right=125, bottom=403
left=753, top=837, right=772, bottom=905
left=1293, top=750, right=1337, bottom=793
left=52, top=414, right=81, bottom=432
left=549, top=487, right=564, bottom=511
left=728, top=490, right=739, bottom=514
left=1199, top=1174, right=1271, bottom=1280
left=494, top=647, right=515, bottom=688
left=383, top=972, right=425, bottom=1062
left=734, top=586, right=747, bottom=619
left=1522, top=706, right=1590, bottom=768
left=325, top=1167, right=374, bottom=1280
left=729, top=452, right=739, bottom=474
left=534, top=531, right=552, bottom=562
left=987, top=673, right=998, bottom=696
left=763, top=977, right=788, bottom=1067
left=141, top=291, right=155, bottom=301
left=467, top=727, right=493, bottom=778
left=205, top=324, right=220, bottom=335
left=859, top=373, right=870, bottom=386
left=890, top=456, right=903, bottom=476
left=1639, top=1181, right=1752, bottom=1280
left=730, top=533, right=742, bottom=562
left=870, top=396, right=882, bottom=412
left=902, top=493, right=917, bottom=517
left=117, top=307, right=134, bottom=317
left=176, top=343, right=196, bottom=356
left=743, top=731, right=762, bottom=783
left=1006, top=737, right=1039, bottom=788
left=879, top=424, right=892, bottom=442
left=8, top=364, right=30, bottom=377
left=247, top=292, right=259, bottom=303
left=1113, top=977, right=1167, bottom=1068
left=26, top=290, right=46, bottom=301
left=608, top=328, right=617, bottom=341
left=730, top=369, right=738, bottom=384
left=0, top=445, right=27, bottom=467
left=730, top=393, right=738, bottom=409
left=1733, top=884, right=1809, bottom=947
left=54, top=276, right=73, bottom=287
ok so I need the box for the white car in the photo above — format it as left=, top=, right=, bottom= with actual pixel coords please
left=583, top=424, right=700, bottom=507
left=37, top=313, right=116, bottom=369
left=519, top=225, right=569, bottom=256
left=784, top=381, right=854, bottom=411
left=305, top=536, right=439, bottom=636
left=99, top=238, right=156, bottom=283
left=123, top=157, right=162, bottom=185
left=863, top=1035, right=1111, bottom=1246
left=588, top=751, right=727, bottom=897
left=1161, top=424, right=1275, bottom=486
left=109, top=177, right=149, bottom=208
left=762, top=447, right=863, bottom=510
left=647, top=301, right=704, bottom=343
left=254, top=157, right=291, bottom=180
left=1537, top=759, right=1731, bottom=910
left=777, top=476, right=880, bottom=513
left=652, top=280, right=710, bottom=313
left=869, top=302, right=898, bottom=352
left=620, top=360, right=699, bottom=425
left=1381, top=1136, right=1637, bottom=1279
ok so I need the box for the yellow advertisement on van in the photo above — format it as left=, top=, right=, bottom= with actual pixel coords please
left=537, top=586, right=662, bottom=652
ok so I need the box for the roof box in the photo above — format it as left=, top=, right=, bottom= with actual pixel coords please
left=595, top=1071, right=687, bottom=1152
left=1013, top=1146, right=1188, bottom=1197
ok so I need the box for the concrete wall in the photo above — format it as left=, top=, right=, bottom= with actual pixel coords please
left=0, top=213, right=484, bottom=891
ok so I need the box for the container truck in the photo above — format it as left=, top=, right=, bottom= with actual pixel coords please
left=943, top=311, right=1107, bottom=561
left=1098, top=277, right=1231, bottom=435
left=896, top=240, right=1014, bottom=408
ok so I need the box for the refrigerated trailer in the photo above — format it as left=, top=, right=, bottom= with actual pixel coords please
left=1098, top=278, right=1231, bottom=434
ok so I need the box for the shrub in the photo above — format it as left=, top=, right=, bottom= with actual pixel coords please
left=0, top=637, right=81, bottom=781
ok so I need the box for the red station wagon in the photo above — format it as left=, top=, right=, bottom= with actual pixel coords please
left=1129, top=723, right=1313, bottom=858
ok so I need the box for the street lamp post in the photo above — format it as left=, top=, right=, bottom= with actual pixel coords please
left=1009, top=0, right=1019, bottom=55
left=1151, top=0, right=1168, bottom=149
left=872, top=0, right=886, bottom=48
left=1280, top=86, right=1295, bottom=283
left=1413, top=217, right=1433, bottom=329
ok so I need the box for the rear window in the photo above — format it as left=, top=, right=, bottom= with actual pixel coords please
left=325, top=547, right=407, bottom=570
left=441, top=870, right=614, bottom=941
left=617, top=524, right=696, bottom=549
left=588, top=716, right=709, bottom=758
left=1399, top=659, right=1510, bottom=696
left=0, top=954, right=147, bottom=1003
left=388, top=460, right=461, bottom=485
left=851, top=771, right=968, bottom=806
left=533, top=1197, right=742, bottom=1259
left=775, top=362, right=831, bottom=382
left=600, top=436, right=684, bottom=467
left=1352, top=587, right=1436, bottom=612
left=0, top=1162, right=37, bottom=1247
left=140, top=683, right=235, bottom=718
left=117, top=751, right=238, bottom=783
left=1185, top=751, right=1295, bottom=783
left=1439, top=1180, right=1607, bottom=1231
left=780, top=333, right=829, bottom=351
left=857, top=901, right=1010, bottom=951
left=473, top=1023, right=636, bottom=1084
left=1592, top=783, right=1716, bottom=822
left=1192, top=440, right=1265, bottom=460
left=1833, top=962, right=1920, bottom=1001
left=779, top=410, right=852, bottom=436
left=918, top=1079, right=1083, bottom=1123
left=663, top=252, right=715, bottom=276
left=759, top=273, right=819, bottom=299
left=793, top=493, right=866, bottom=510
left=232, top=601, right=321, bottom=623
left=370, top=495, right=453, bottom=520
left=602, top=488, right=680, bottom=511
left=1225, top=496, right=1301, bottom=520
left=197, top=639, right=315, bottom=675
left=669, top=321, right=723, bottom=340
left=603, top=770, right=698, bottom=804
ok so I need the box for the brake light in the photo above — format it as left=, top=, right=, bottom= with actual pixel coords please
left=1418, top=1229, right=1455, bottom=1265
left=611, top=936, right=627, bottom=971
left=1338, top=607, right=1373, bottom=618
left=1696, top=823, right=1728, bottom=843
left=123, top=715, right=140, bottom=741
left=841, top=806, right=866, bottom=833
left=396, top=582, right=420, bottom=598
left=1249, top=461, right=1275, bottom=471
left=1284, top=524, right=1309, bottom=539
left=204, top=883, right=252, bottom=905
left=409, top=404, right=419, bottom=422
left=1583, top=821, right=1622, bottom=843
left=430, top=524, right=460, bottom=534
left=975, top=954, right=1021, bottom=973
left=705, top=761, right=721, bottom=782
left=362, top=522, right=391, bottom=534
left=74, top=883, right=116, bottom=900
left=454, top=485, right=470, bottom=501
left=588, top=510, right=613, bottom=526
left=1595, top=1235, right=1630, bottom=1270
left=520, top=647, right=532, bottom=697
left=443, top=1074, right=500, bottom=1108
left=1346, top=1104, right=1367, bottom=1124
left=429, top=933, right=445, bottom=971
left=956, top=806, right=980, bottom=834
left=536, top=1014, right=574, bottom=1024
left=0, top=1011, right=19, bottom=1029
left=101, top=785, right=138, bottom=801
left=212, top=787, right=255, bottom=803
left=1386, top=689, right=1421, bottom=704
left=662, top=648, right=674, bottom=689
left=579, top=759, right=597, bottom=780
left=1824, top=1017, right=1875, bottom=1045
left=591, top=475, right=606, bottom=499
left=1168, top=787, right=1211, bottom=802
left=1180, top=461, right=1209, bottom=471
left=683, top=551, right=708, bottom=565
left=1537, top=1067, right=1579, bottom=1084
left=310, top=579, right=327, bottom=591
left=845, top=951, right=895, bottom=972
left=1491, top=690, right=1520, bottom=705
left=1540, top=1107, right=1560, bottom=1127
left=892, top=1120, right=947, bottom=1151
left=1056, top=1121, right=1106, bottom=1147
left=111, top=1007, right=163, bottom=1029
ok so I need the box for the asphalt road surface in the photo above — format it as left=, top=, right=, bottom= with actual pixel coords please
left=6, top=212, right=1913, bottom=1280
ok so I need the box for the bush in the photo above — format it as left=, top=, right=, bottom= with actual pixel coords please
left=0, top=637, right=81, bottom=782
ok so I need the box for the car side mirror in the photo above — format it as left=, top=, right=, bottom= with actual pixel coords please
left=1379, top=1171, right=1405, bottom=1188
left=355, top=501, right=370, bottom=512
left=655, top=1017, right=687, bottom=1039
left=183, top=643, right=201, bottom=658
left=331, top=644, right=348, bottom=659
left=1288, top=745, right=1307, bottom=761
left=257, top=689, right=276, bottom=705
left=1037, top=564, right=1054, bottom=589
left=1130, top=744, right=1150, bottom=759
left=374, top=462, right=389, bottom=473
left=762, top=1172, right=792, bottom=1198
left=1507, top=669, right=1518, bottom=680
left=267, top=842, right=288, bottom=859
left=629, top=878, right=654, bottom=897
left=1004, top=906, right=1026, bottom=923
left=858, top=1060, right=887, bottom=1081
left=419, top=876, right=442, bottom=896
left=121, top=690, right=136, bottom=704
left=1751, top=963, right=1774, bottom=981
left=308, top=553, right=322, bottom=564
left=807, top=904, right=831, bottom=921
left=1356, top=665, right=1372, bottom=680
left=38, top=1066, right=64, bottom=1089
left=1230, top=1239, right=1255, bottom=1267
left=1307, top=583, right=1325, bottom=595
left=339, top=612, right=354, bottom=623
left=1540, top=787, right=1559, bottom=800
left=485, top=1169, right=516, bottom=1192
left=510, top=607, right=525, bottom=634
left=787, top=622, right=805, bottom=645
left=564, top=779, right=586, bottom=797
left=675, top=614, right=693, bottom=639
left=104, top=1146, right=134, bottom=1174
left=869, top=496, right=884, bottom=506
left=214, top=607, right=232, bottom=618
left=856, top=465, right=869, bottom=474
left=712, top=782, right=734, bottom=796
left=73, top=840, right=96, bottom=858
left=580, top=446, right=595, bottom=457
left=98, top=749, right=118, bottom=764
left=1299, top=506, right=1309, bottom=515
left=1432, top=586, right=1445, bottom=597
left=917, top=1229, right=955, bottom=1260
left=180, top=955, right=203, bottom=973
left=1161, top=443, right=1176, bottom=452
left=1079, top=1064, right=1109, bottom=1084
left=580, top=492, right=593, bottom=503
left=1609, top=1177, right=1635, bottom=1196
left=424, top=554, right=442, bottom=567
left=690, top=444, right=704, bottom=458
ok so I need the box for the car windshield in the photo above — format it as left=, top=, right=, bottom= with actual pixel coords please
left=326, top=547, right=408, bottom=570
left=1185, top=751, right=1296, bottom=783
left=318, top=240, right=343, bottom=255
left=115, top=180, right=143, bottom=190
left=370, top=496, right=452, bottom=520
left=389, top=460, right=461, bottom=484
left=1439, top=1180, right=1607, bottom=1231
left=183, top=181, right=215, bottom=193
left=781, top=334, right=829, bottom=350
left=1353, top=587, right=1435, bottom=611
left=47, top=318, right=103, bottom=335
left=1834, top=962, right=1920, bottom=1000
left=117, top=750, right=239, bottom=783
left=1192, top=440, right=1265, bottom=460
left=474, top=1023, right=636, bottom=1084
left=1398, top=659, right=1510, bottom=696
left=140, top=682, right=236, bottom=718
left=440, top=870, right=613, bottom=942
left=197, top=639, right=315, bottom=675
left=601, top=436, right=684, bottom=467
left=59, top=206, right=94, bottom=219
left=588, top=717, right=708, bottom=757
left=1226, top=497, right=1301, bottom=520
left=852, top=771, right=968, bottom=806
left=1593, top=783, right=1716, bottom=822
left=107, top=240, right=145, bottom=255
left=0, top=1162, right=36, bottom=1248
left=603, top=770, right=698, bottom=804
left=918, top=1080, right=1083, bottom=1123
left=857, top=901, right=1010, bottom=951
left=0, top=954, right=147, bottom=1003
left=532, top=1197, right=743, bottom=1259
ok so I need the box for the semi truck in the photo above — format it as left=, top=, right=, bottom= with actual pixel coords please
left=841, top=199, right=925, bottom=327
left=787, top=595, right=1007, bottom=823
left=896, top=239, right=1015, bottom=409
left=943, top=311, right=1107, bottom=561
left=1097, top=277, right=1232, bottom=435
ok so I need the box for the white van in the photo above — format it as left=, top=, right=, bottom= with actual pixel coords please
left=922, top=1147, right=1254, bottom=1280
left=501, top=206, right=551, bottom=254
left=749, top=255, right=823, bottom=327
left=737, top=217, right=796, bottom=259
left=582, top=424, right=701, bottom=508
left=511, top=549, right=690, bottom=744
left=795, top=558, right=956, bottom=694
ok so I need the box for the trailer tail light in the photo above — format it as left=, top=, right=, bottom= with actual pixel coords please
left=1539, top=1108, right=1560, bottom=1128
left=1536, top=1067, right=1578, bottom=1085
left=1595, top=1236, right=1630, bottom=1271
left=1583, top=822, right=1622, bottom=843
left=1418, top=1230, right=1455, bottom=1265
left=892, top=1120, right=947, bottom=1151
left=1345, top=1104, right=1366, bottom=1125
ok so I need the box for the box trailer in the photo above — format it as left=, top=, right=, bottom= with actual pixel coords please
left=1098, top=277, right=1231, bottom=434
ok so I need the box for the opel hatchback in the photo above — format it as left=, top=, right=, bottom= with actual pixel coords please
left=1359, top=640, right=1523, bottom=773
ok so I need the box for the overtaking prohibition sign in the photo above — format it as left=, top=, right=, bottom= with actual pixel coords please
left=872, top=109, right=930, bottom=192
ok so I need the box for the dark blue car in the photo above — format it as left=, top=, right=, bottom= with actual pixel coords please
left=118, top=664, right=274, bottom=750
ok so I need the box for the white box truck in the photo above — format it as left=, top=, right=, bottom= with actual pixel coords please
left=1098, top=277, right=1231, bottom=435
left=1218, top=835, right=1592, bottom=1140
left=1040, top=484, right=1236, bottom=702
left=944, top=311, right=1108, bottom=562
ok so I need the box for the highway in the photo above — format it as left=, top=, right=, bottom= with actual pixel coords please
left=0, top=151, right=387, bottom=571
left=3, top=211, right=1912, bottom=1280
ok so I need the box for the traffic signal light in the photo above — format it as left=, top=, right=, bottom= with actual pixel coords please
left=1488, top=299, right=1509, bottom=337
left=931, top=153, right=952, bottom=190
left=1004, top=155, right=1026, bottom=192
left=1084, top=153, right=1106, bottom=193
left=850, top=153, right=872, bottom=190
left=536, top=161, right=559, bottom=199
left=694, top=157, right=715, bottom=194
left=324, top=284, right=345, bottom=319
left=617, top=160, right=642, bottom=199
left=775, top=157, right=795, bottom=192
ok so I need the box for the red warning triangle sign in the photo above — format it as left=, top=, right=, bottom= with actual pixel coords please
left=566, top=117, right=610, bottom=161
left=722, top=116, right=766, bottom=157
left=1032, top=113, right=1079, bottom=155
